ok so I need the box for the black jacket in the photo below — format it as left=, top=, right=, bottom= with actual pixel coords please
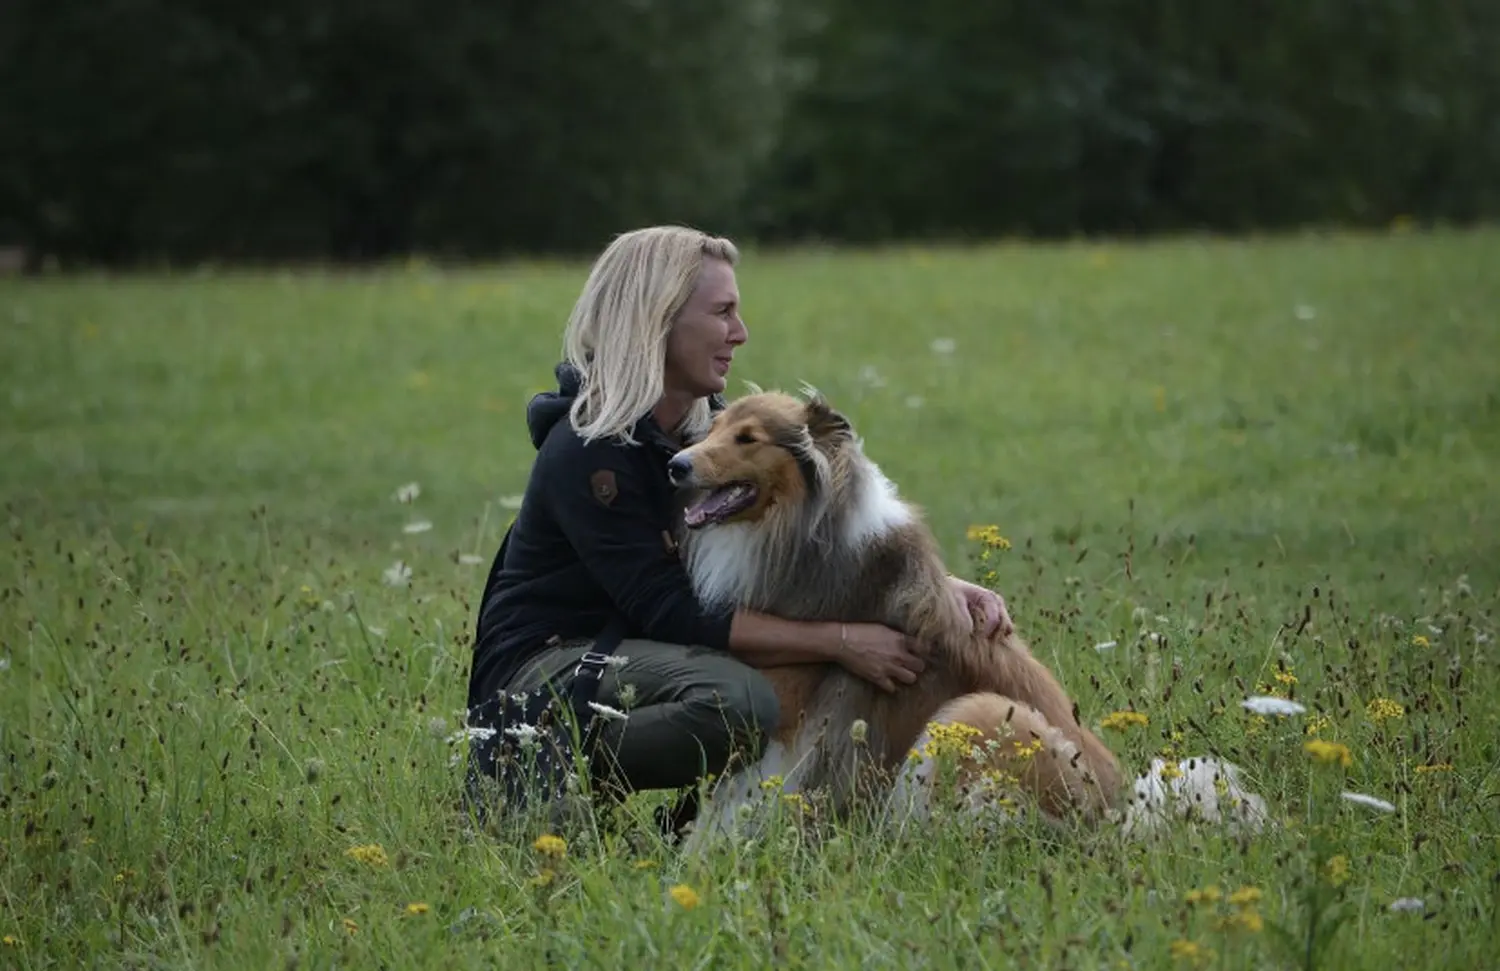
left=467, top=363, right=733, bottom=708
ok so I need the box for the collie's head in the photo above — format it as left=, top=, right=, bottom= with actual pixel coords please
left=667, top=389, right=855, bottom=531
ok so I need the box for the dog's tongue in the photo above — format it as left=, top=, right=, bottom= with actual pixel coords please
left=683, top=485, right=754, bottom=528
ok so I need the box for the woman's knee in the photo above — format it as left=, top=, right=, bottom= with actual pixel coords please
left=691, top=668, right=780, bottom=753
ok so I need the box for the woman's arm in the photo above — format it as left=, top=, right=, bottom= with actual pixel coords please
left=728, top=610, right=929, bottom=694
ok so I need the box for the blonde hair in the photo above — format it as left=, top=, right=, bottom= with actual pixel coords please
left=563, top=225, right=740, bottom=445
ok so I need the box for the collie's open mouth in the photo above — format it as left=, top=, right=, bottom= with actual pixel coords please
left=683, top=483, right=759, bottom=529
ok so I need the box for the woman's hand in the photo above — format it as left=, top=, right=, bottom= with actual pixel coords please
left=834, top=622, right=929, bottom=693
left=948, top=576, right=1014, bottom=638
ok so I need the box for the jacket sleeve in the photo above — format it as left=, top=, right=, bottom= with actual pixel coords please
left=543, top=442, right=734, bottom=651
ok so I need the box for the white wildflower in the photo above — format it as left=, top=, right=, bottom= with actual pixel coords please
left=382, top=561, right=412, bottom=587
left=905, top=395, right=925, bottom=409
left=1294, top=304, right=1317, bottom=321
left=0, top=657, right=9, bottom=672
left=850, top=719, right=869, bottom=744
left=1388, top=897, right=1424, bottom=913
left=587, top=702, right=629, bottom=722
left=1341, top=791, right=1396, bottom=813
left=930, top=337, right=956, bottom=355
left=499, top=495, right=524, bottom=510
left=446, top=726, right=497, bottom=745
left=858, top=365, right=886, bottom=388
left=393, top=482, right=422, bottom=504
left=504, top=724, right=541, bottom=747
left=403, top=520, right=433, bottom=534
left=1241, top=695, right=1306, bottom=717
left=1094, top=641, right=1117, bottom=652
left=458, top=553, right=485, bottom=566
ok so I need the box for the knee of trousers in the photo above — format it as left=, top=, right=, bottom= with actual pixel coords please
left=690, top=671, right=780, bottom=753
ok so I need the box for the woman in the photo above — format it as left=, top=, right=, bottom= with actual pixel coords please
left=466, top=225, right=1011, bottom=826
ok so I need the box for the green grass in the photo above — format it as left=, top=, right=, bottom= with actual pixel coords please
left=2, top=227, right=1498, bottom=969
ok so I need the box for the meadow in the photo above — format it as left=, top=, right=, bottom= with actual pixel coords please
left=2, top=227, right=1497, bottom=969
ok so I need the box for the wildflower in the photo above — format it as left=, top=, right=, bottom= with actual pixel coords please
left=1184, top=886, right=1222, bottom=906
left=850, top=719, right=868, bottom=745
left=1414, top=762, right=1453, bottom=774
left=1094, top=640, right=1117, bottom=652
left=1304, top=713, right=1333, bottom=736
left=760, top=774, right=786, bottom=791
left=405, top=902, right=430, bottom=916
left=1411, top=634, right=1430, bottom=648
left=342, top=917, right=358, bottom=936
left=965, top=525, right=1012, bottom=550
left=403, top=520, right=433, bottom=534
left=1217, top=908, right=1265, bottom=933
left=669, top=884, right=701, bottom=911
left=1100, top=710, right=1149, bottom=732
left=586, top=701, right=628, bottom=722
left=2, top=935, right=19, bottom=947
left=632, top=860, right=658, bottom=871
left=498, top=495, right=524, bottom=510
left=383, top=560, right=412, bottom=587
left=917, top=722, right=985, bottom=760
left=1341, top=791, right=1396, bottom=813
left=1228, top=886, right=1263, bottom=908
left=532, top=834, right=567, bottom=858
left=1365, top=697, right=1405, bottom=723
left=1158, top=761, right=1184, bottom=782
left=393, top=482, right=422, bottom=504
left=1304, top=740, right=1353, bottom=768
left=1324, top=855, right=1350, bottom=887
left=1273, top=669, right=1298, bottom=686
left=1242, top=695, right=1306, bottom=717
left=1169, top=939, right=1211, bottom=964
left=345, top=844, right=389, bottom=867
left=458, top=553, right=485, bottom=566
left=1388, top=897, right=1424, bottom=913
left=930, top=338, right=956, bottom=355
left=529, top=869, right=555, bottom=888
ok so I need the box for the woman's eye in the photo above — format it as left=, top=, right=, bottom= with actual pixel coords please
left=735, top=431, right=756, bottom=445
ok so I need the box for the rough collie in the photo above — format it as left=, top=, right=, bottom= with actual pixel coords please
left=666, top=388, right=1131, bottom=846
left=667, top=388, right=1270, bottom=846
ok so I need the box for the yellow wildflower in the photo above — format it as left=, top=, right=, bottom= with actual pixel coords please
left=760, top=774, right=786, bottom=791
left=633, top=859, right=659, bottom=871
left=1274, top=669, right=1298, bottom=686
left=669, top=884, right=701, bottom=911
left=1325, top=855, right=1350, bottom=887
left=965, top=525, right=1012, bottom=550
left=1228, top=886, right=1263, bottom=908
left=404, top=902, right=430, bottom=916
left=1170, top=939, right=1212, bottom=965
left=1366, top=697, right=1405, bottom=723
left=341, top=918, right=358, bottom=936
left=345, top=844, right=389, bottom=867
left=1184, top=886, right=1222, bottom=906
left=1216, top=908, right=1265, bottom=933
left=1158, top=761, right=1184, bottom=782
left=917, top=722, right=985, bottom=761
left=1411, top=634, right=1430, bottom=648
left=1305, top=740, right=1353, bottom=768
left=529, top=869, right=556, bottom=888
left=1304, top=713, right=1333, bottom=737
left=2, top=936, right=20, bottom=947
left=532, top=834, right=567, bottom=858
left=1100, top=710, right=1149, bottom=732
left=1414, top=763, right=1454, bottom=774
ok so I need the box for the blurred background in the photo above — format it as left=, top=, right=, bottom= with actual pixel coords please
left=3, top=0, right=1498, bottom=271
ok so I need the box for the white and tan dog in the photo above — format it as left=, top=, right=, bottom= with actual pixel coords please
left=667, top=388, right=1268, bottom=847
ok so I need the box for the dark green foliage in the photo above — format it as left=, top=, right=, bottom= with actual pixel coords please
left=2, top=0, right=1497, bottom=265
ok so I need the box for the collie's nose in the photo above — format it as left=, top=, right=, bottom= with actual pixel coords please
left=666, top=453, right=693, bottom=486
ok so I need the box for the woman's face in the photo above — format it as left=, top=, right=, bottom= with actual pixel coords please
left=663, top=257, right=748, bottom=399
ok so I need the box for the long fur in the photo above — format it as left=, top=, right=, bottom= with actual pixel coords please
left=669, top=390, right=1127, bottom=847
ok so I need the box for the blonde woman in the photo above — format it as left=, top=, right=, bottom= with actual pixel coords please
left=466, top=226, right=1011, bottom=832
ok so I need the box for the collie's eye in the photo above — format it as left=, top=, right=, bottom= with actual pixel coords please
left=734, top=431, right=756, bottom=445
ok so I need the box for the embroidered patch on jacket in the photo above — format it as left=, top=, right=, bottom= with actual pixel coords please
left=589, top=469, right=618, bottom=507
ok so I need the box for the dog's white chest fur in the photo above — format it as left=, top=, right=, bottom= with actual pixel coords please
left=684, top=523, right=765, bottom=609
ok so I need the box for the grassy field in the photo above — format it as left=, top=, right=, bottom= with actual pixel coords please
left=2, top=227, right=1498, bottom=969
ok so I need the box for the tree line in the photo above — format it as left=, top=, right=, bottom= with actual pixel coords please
left=3, top=0, right=1497, bottom=268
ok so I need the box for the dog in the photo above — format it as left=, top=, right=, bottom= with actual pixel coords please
left=664, top=388, right=1130, bottom=847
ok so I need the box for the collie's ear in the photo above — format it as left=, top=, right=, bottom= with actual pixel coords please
left=802, top=392, right=853, bottom=444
